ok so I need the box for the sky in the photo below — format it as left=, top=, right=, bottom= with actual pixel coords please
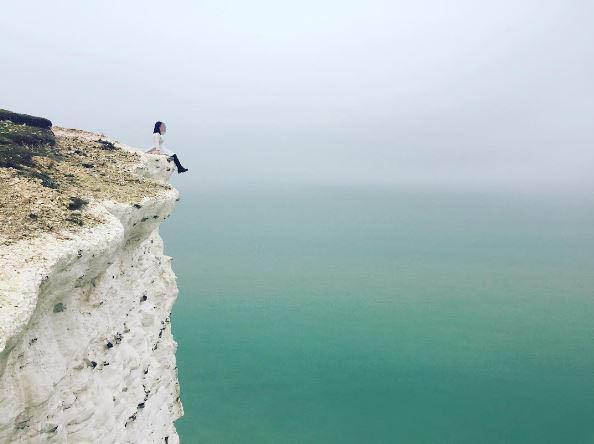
left=1, top=0, right=593, bottom=191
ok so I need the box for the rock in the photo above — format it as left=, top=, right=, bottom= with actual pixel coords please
left=0, top=123, right=183, bottom=443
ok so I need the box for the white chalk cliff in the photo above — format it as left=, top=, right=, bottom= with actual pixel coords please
left=0, top=130, right=183, bottom=443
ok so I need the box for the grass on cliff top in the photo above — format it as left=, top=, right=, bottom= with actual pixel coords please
left=0, top=108, right=52, bottom=129
left=0, top=110, right=172, bottom=245
left=0, top=111, right=59, bottom=188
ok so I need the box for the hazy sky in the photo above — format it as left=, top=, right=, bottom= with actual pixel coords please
left=2, top=0, right=593, bottom=190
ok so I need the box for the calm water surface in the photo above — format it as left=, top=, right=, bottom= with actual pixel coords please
left=161, top=187, right=594, bottom=443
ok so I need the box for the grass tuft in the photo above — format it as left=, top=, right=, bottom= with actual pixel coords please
left=0, top=110, right=57, bottom=183
left=68, top=197, right=89, bottom=211
left=0, top=109, right=52, bottom=129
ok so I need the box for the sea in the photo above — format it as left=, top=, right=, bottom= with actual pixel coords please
left=160, top=186, right=594, bottom=443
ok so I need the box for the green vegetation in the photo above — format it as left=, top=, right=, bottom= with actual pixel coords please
left=68, top=196, right=89, bottom=210
left=96, top=138, right=117, bottom=150
left=0, top=109, right=52, bottom=129
left=0, top=121, right=55, bottom=149
left=0, top=110, right=57, bottom=179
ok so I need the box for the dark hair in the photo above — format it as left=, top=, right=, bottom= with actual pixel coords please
left=153, top=121, right=163, bottom=134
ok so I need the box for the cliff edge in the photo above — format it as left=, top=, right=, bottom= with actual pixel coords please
left=0, top=110, right=183, bottom=443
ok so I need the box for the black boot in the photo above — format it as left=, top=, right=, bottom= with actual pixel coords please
left=168, top=154, right=188, bottom=173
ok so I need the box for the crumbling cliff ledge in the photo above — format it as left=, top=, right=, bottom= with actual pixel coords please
left=0, top=111, right=183, bottom=443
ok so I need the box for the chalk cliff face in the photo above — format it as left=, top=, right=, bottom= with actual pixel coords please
left=0, top=121, right=183, bottom=443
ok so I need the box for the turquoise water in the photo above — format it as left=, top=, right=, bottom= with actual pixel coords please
left=161, top=187, right=594, bottom=443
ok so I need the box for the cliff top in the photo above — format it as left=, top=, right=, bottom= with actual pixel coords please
left=0, top=109, right=173, bottom=245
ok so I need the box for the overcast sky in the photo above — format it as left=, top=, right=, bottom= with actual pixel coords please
left=2, top=0, right=593, bottom=191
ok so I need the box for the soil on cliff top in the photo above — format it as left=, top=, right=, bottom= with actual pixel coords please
left=0, top=109, right=171, bottom=245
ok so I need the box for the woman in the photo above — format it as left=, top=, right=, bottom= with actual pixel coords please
left=147, top=121, right=188, bottom=173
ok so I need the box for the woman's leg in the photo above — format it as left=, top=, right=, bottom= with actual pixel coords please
left=168, top=154, right=188, bottom=173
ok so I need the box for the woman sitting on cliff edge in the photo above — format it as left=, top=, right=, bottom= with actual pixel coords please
left=146, top=121, right=188, bottom=173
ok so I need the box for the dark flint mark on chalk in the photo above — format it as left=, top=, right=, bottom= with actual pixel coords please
left=125, top=413, right=137, bottom=427
left=53, top=303, right=65, bottom=313
left=29, top=337, right=37, bottom=345
left=106, top=341, right=113, bottom=349
left=133, top=203, right=142, bottom=208
left=90, top=361, right=97, bottom=368
left=137, top=402, right=145, bottom=409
